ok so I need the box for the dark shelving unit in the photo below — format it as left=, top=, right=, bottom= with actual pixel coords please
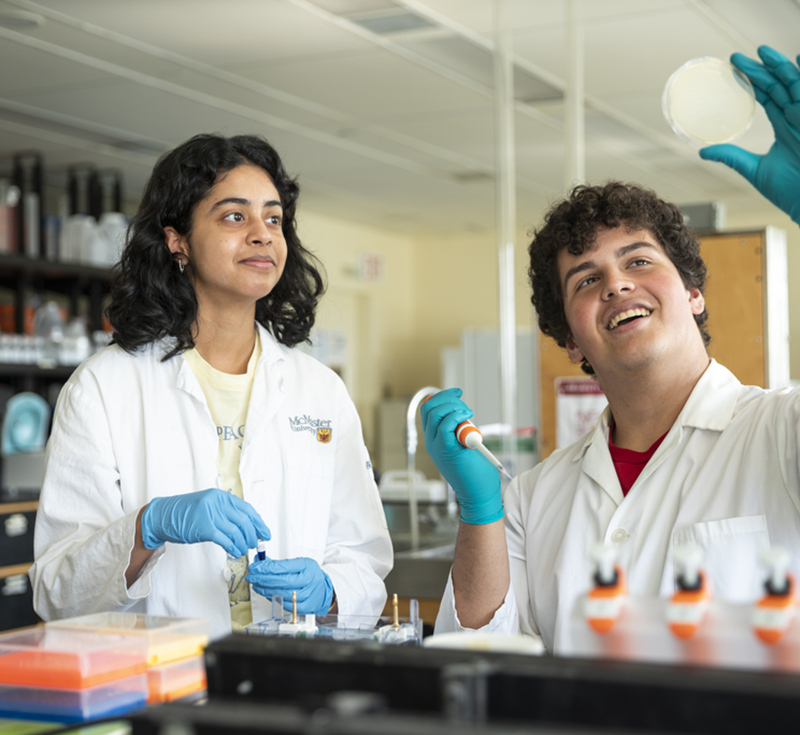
left=0, top=253, right=113, bottom=334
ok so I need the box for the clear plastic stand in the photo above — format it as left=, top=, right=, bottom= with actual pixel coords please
left=245, top=596, right=423, bottom=646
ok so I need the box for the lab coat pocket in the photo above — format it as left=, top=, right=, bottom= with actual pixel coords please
left=287, top=450, right=335, bottom=556
left=673, top=515, right=770, bottom=603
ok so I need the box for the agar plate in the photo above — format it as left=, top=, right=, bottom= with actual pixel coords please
left=663, top=56, right=755, bottom=146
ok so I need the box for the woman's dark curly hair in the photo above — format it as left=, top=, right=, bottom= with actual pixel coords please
left=107, top=133, right=325, bottom=359
left=528, top=181, right=709, bottom=376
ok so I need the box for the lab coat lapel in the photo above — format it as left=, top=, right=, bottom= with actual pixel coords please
left=173, top=352, right=219, bottom=459
left=242, top=326, right=289, bottom=450
left=174, top=355, right=206, bottom=405
left=615, top=361, right=736, bottom=493
left=578, top=407, right=624, bottom=505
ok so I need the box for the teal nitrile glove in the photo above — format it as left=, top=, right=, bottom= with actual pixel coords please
left=420, top=387, right=503, bottom=525
left=141, top=488, right=271, bottom=558
left=699, top=45, right=800, bottom=225
left=246, top=557, right=334, bottom=616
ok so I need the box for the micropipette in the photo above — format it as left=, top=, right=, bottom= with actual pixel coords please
left=421, top=393, right=514, bottom=480
left=455, top=420, right=514, bottom=481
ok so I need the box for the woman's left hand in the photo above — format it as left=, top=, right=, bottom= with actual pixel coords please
left=247, top=557, right=334, bottom=616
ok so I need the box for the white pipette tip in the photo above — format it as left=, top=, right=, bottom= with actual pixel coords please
left=477, top=443, right=514, bottom=481
left=463, top=432, right=513, bottom=480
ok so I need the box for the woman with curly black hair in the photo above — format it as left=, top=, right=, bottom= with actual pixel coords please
left=30, top=134, right=392, bottom=638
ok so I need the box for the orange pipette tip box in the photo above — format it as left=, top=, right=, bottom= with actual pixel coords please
left=0, top=628, right=147, bottom=689
left=147, top=655, right=206, bottom=704
left=47, top=612, right=210, bottom=666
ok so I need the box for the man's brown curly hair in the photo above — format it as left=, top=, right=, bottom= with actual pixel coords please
left=528, top=181, right=709, bottom=376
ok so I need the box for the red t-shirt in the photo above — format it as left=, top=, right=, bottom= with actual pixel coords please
left=609, top=425, right=668, bottom=496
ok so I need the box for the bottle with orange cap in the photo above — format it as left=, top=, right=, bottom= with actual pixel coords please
left=584, top=543, right=627, bottom=634
left=752, top=547, right=797, bottom=645
left=665, top=544, right=710, bottom=639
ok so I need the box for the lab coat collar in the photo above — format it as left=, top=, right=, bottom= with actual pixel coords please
left=573, top=358, right=740, bottom=462
left=573, top=359, right=741, bottom=503
left=169, top=322, right=290, bottom=404
left=573, top=406, right=612, bottom=463
left=242, top=323, right=290, bottom=450
left=174, top=350, right=205, bottom=404
left=677, top=359, right=740, bottom=432
left=575, top=407, right=622, bottom=503
left=253, top=322, right=290, bottom=369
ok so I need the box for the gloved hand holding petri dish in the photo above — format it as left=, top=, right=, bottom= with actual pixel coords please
left=663, top=56, right=756, bottom=146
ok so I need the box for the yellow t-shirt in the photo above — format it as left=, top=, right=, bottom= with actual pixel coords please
left=184, top=333, right=262, bottom=631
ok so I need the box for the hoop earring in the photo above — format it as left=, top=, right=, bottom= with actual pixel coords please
left=178, top=259, right=185, bottom=274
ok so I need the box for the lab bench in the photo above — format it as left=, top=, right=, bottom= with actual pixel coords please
left=184, top=632, right=800, bottom=734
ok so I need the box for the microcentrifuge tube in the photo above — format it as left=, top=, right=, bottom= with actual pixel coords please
left=256, top=539, right=268, bottom=561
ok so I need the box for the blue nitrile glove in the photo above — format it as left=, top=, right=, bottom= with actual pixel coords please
left=699, top=45, right=800, bottom=224
left=141, top=488, right=271, bottom=558
left=420, top=387, right=503, bottom=525
left=246, top=557, right=334, bottom=616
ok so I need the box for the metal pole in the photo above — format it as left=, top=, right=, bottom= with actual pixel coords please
left=493, top=0, right=517, bottom=472
left=564, top=0, right=585, bottom=190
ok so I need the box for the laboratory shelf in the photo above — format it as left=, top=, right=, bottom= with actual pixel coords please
left=0, top=254, right=111, bottom=282
left=0, top=365, right=74, bottom=379
left=0, top=253, right=112, bottom=335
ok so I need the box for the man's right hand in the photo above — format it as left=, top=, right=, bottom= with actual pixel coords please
left=140, top=488, right=271, bottom=558
left=421, top=388, right=503, bottom=525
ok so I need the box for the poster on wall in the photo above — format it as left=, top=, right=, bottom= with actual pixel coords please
left=555, top=377, right=607, bottom=449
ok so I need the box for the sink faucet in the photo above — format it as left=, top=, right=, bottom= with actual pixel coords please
left=406, top=386, right=440, bottom=552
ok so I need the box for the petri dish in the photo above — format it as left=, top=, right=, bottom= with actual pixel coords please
left=663, top=56, right=756, bottom=146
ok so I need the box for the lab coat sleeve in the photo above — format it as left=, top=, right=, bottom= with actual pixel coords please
left=433, top=571, right=518, bottom=634
left=321, top=394, right=393, bottom=618
left=433, top=477, right=529, bottom=636
left=433, top=473, right=546, bottom=642
left=29, top=368, right=164, bottom=620
left=505, top=472, right=542, bottom=639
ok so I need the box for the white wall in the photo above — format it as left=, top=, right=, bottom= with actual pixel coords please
left=299, top=197, right=800, bottom=466
left=295, top=209, right=416, bottom=455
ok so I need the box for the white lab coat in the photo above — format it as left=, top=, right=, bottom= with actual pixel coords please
left=30, top=324, right=393, bottom=639
left=436, top=360, right=800, bottom=653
